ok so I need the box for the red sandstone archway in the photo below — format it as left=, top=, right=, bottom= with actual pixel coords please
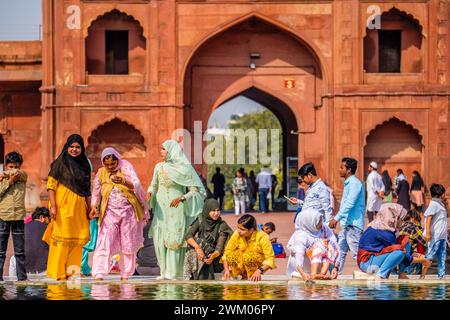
left=180, top=12, right=329, bottom=90
left=364, top=117, right=424, bottom=182
left=183, top=16, right=322, bottom=195
left=86, top=117, right=146, bottom=171
left=210, top=87, right=298, bottom=197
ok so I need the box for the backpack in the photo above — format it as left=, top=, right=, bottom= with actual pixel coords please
left=272, top=243, right=286, bottom=258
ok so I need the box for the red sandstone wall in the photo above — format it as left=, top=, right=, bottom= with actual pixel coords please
left=0, top=0, right=447, bottom=200
left=0, top=41, right=41, bottom=72
left=0, top=82, right=42, bottom=210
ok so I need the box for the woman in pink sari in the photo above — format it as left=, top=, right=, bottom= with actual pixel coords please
left=90, top=147, right=149, bottom=280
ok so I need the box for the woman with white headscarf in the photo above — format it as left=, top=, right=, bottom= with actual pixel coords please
left=147, top=140, right=206, bottom=280
left=286, top=208, right=340, bottom=280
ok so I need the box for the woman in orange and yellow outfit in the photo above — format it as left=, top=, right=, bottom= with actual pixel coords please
left=43, top=134, right=91, bottom=280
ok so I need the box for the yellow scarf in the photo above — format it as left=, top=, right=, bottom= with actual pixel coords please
left=97, top=167, right=144, bottom=225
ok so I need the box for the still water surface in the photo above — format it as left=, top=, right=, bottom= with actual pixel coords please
left=0, top=282, right=448, bottom=300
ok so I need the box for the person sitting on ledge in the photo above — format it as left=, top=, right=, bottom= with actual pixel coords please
left=286, top=208, right=340, bottom=281
left=357, top=203, right=430, bottom=280
left=221, top=214, right=276, bottom=281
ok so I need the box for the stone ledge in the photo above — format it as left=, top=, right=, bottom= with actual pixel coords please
left=2, top=273, right=449, bottom=286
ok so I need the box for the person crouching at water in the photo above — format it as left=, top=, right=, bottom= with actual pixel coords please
left=183, top=198, right=233, bottom=280
left=221, top=214, right=276, bottom=281
left=286, top=208, right=340, bottom=280
left=357, top=203, right=430, bottom=280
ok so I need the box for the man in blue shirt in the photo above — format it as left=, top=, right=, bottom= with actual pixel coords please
left=289, top=162, right=332, bottom=225
left=329, top=157, right=366, bottom=274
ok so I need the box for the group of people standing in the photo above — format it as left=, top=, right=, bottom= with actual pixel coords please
left=43, top=135, right=150, bottom=281
left=287, top=158, right=448, bottom=280
left=1, top=135, right=278, bottom=282
left=211, top=167, right=278, bottom=215
left=367, top=165, right=427, bottom=216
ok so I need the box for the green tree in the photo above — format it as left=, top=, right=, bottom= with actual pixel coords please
left=207, top=110, right=283, bottom=211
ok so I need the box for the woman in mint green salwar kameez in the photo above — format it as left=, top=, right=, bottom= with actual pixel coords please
left=148, top=140, right=206, bottom=280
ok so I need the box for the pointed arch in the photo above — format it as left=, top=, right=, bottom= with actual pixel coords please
left=86, top=117, right=147, bottom=161
left=363, top=7, right=424, bottom=73
left=363, top=117, right=424, bottom=148
left=206, top=86, right=299, bottom=204
left=212, top=82, right=297, bottom=115
left=85, top=9, right=147, bottom=75
left=363, top=7, right=425, bottom=38
left=363, top=117, right=424, bottom=179
left=181, top=12, right=329, bottom=88
left=83, top=9, right=147, bottom=39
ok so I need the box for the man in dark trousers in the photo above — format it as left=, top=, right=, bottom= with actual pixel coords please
left=211, top=167, right=226, bottom=210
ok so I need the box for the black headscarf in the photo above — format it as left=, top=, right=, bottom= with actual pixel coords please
left=411, top=171, right=424, bottom=190
left=198, top=198, right=233, bottom=240
left=48, top=134, right=91, bottom=197
left=382, top=170, right=392, bottom=195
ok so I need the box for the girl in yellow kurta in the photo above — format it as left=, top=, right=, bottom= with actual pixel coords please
left=43, top=134, right=91, bottom=280
left=222, top=214, right=276, bottom=281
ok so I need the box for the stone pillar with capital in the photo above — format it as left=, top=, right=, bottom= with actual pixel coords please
left=39, top=0, right=56, bottom=201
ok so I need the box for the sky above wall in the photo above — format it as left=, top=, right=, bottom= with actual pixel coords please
left=0, top=0, right=42, bottom=41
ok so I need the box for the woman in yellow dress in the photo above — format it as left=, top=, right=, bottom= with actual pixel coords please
left=222, top=214, right=276, bottom=281
left=44, top=134, right=91, bottom=280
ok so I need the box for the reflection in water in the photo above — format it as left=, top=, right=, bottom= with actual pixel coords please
left=91, top=283, right=110, bottom=300
left=0, top=281, right=448, bottom=300
left=90, top=283, right=138, bottom=300
left=223, top=284, right=278, bottom=300
left=46, top=283, right=85, bottom=300
left=120, top=283, right=137, bottom=300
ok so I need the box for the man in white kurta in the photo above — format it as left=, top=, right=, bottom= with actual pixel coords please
left=366, top=161, right=385, bottom=222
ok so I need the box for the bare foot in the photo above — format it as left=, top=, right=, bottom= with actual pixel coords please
left=368, top=274, right=383, bottom=281
left=421, top=259, right=432, bottom=278
left=321, top=274, right=331, bottom=280
left=120, top=277, right=128, bottom=281
left=374, top=275, right=383, bottom=281
left=398, top=273, right=409, bottom=279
